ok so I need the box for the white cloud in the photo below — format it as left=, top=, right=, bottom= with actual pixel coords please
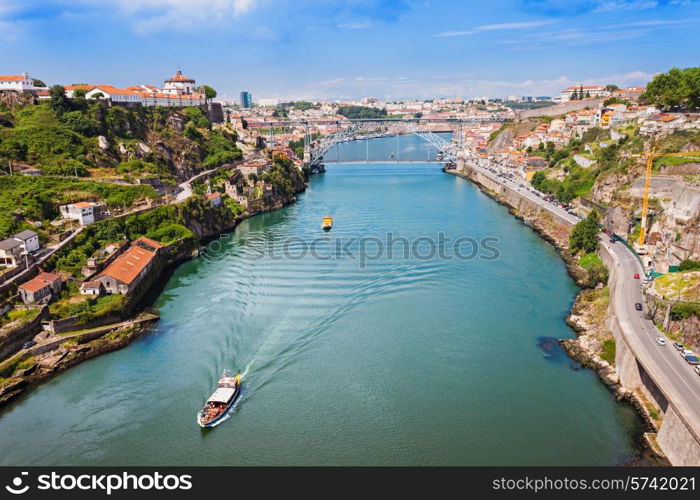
left=593, top=0, right=658, bottom=12
left=0, top=0, right=262, bottom=35
left=434, top=30, right=476, bottom=37
left=0, top=19, right=23, bottom=42
left=474, top=20, right=556, bottom=31
left=111, top=0, right=259, bottom=34
left=338, top=21, right=374, bottom=29
left=434, top=19, right=555, bottom=37
left=301, top=71, right=654, bottom=100
left=499, top=16, right=700, bottom=48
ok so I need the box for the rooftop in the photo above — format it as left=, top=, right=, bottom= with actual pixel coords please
left=19, top=272, right=61, bottom=293
left=14, top=229, right=38, bottom=240
left=98, top=245, right=157, bottom=286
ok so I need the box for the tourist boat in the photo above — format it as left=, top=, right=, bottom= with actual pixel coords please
left=322, top=216, right=333, bottom=231
left=197, top=369, right=241, bottom=428
left=389, top=153, right=395, bottom=159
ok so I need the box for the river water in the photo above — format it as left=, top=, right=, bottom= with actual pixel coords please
left=0, top=135, right=642, bottom=465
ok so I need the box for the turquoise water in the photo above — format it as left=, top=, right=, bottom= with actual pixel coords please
left=0, top=135, right=642, bottom=465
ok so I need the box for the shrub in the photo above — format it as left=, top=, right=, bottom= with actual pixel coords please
left=60, top=110, right=100, bottom=136
left=600, top=339, right=616, bottom=364
left=679, top=259, right=700, bottom=271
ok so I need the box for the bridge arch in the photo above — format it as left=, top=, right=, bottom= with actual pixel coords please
left=307, top=122, right=458, bottom=167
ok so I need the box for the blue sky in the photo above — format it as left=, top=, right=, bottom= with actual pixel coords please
left=1, top=0, right=699, bottom=100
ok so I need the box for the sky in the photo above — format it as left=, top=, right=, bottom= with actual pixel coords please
left=1, top=0, right=699, bottom=101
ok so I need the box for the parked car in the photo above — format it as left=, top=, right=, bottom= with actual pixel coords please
left=682, top=349, right=695, bottom=358
left=635, top=303, right=643, bottom=311
left=22, top=340, right=36, bottom=349
left=695, top=365, right=700, bottom=376
left=673, top=342, right=685, bottom=351
left=634, top=273, right=640, bottom=279
left=684, top=353, right=700, bottom=365
left=656, top=337, right=667, bottom=346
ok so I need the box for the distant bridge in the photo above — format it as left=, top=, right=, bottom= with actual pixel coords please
left=320, top=160, right=447, bottom=165
left=243, top=117, right=508, bottom=169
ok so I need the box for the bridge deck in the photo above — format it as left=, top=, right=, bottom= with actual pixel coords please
left=321, top=160, right=447, bottom=165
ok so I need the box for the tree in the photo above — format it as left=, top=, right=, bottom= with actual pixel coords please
left=195, top=85, right=217, bottom=100
left=641, top=67, right=700, bottom=110
left=605, top=84, right=619, bottom=92
left=272, top=107, right=288, bottom=118
left=293, top=101, right=313, bottom=111
left=585, top=91, right=591, bottom=98
left=49, top=85, right=70, bottom=115
left=73, top=88, right=87, bottom=99
left=570, top=210, right=600, bottom=254
left=31, top=78, right=46, bottom=87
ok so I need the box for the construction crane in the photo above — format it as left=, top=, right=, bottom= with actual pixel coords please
left=624, top=148, right=700, bottom=247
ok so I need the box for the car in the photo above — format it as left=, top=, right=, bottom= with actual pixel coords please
left=656, top=337, right=667, bottom=346
left=684, top=354, right=700, bottom=365
left=635, top=303, right=643, bottom=311
left=673, top=342, right=685, bottom=351
left=22, top=340, right=36, bottom=349
left=634, top=273, right=640, bottom=279
left=695, top=365, right=700, bottom=376
left=682, top=349, right=695, bottom=357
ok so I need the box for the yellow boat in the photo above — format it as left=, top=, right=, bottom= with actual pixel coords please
left=322, top=216, right=333, bottom=231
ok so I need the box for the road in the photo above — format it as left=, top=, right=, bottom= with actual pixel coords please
left=466, top=159, right=700, bottom=440
left=603, top=238, right=700, bottom=439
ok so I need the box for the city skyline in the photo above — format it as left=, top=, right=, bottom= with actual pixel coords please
left=1, top=0, right=699, bottom=100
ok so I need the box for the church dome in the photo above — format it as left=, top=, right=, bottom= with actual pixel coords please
left=165, top=70, right=195, bottom=83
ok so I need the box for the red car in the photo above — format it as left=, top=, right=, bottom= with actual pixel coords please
left=634, top=273, right=640, bottom=279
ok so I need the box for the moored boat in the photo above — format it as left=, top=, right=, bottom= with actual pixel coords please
left=197, top=369, right=241, bottom=428
left=322, top=216, right=333, bottom=231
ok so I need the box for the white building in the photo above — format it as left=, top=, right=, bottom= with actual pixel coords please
left=560, top=85, right=609, bottom=101
left=257, top=98, right=281, bottom=107
left=162, top=70, right=196, bottom=96
left=60, top=202, right=97, bottom=225
left=82, top=85, right=205, bottom=107
left=65, top=70, right=205, bottom=107
left=0, top=73, right=37, bottom=93
left=13, top=230, right=40, bottom=254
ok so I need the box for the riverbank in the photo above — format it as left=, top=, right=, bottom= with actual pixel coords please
left=0, top=318, right=156, bottom=407
left=0, top=177, right=307, bottom=410
left=447, top=166, right=667, bottom=464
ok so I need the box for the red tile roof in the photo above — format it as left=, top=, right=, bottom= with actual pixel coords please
left=165, top=70, right=194, bottom=83
left=133, top=236, right=163, bottom=249
left=19, top=272, right=61, bottom=293
left=0, top=75, right=26, bottom=81
left=98, top=245, right=156, bottom=285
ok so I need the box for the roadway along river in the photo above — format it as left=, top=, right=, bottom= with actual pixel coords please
left=0, top=135, right=643, bottom=465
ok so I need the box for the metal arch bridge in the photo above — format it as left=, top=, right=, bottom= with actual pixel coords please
left=308, top=122, right=457, bottom=167
left=245, top=117, right=508, bottom=168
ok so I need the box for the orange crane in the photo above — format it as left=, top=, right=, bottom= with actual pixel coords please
left=625, top=148, right=700, bottom=247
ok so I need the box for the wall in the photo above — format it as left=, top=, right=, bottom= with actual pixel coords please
left=514, top=98, right=605, bottom=121
left=458, top=164, right=572, bottom=226
left=0, top=306, right=49, bottom=360
left=44, top=313, right=122, bottom=334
